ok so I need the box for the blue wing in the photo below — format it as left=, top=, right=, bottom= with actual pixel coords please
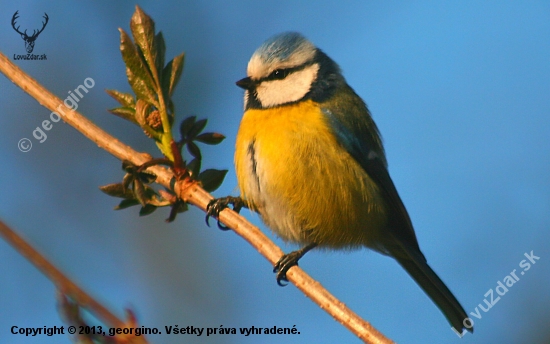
left=320, top=84, right=423, bottom=257
left=320, top=84, right=471, bottom=332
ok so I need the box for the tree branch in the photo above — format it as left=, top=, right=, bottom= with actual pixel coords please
left=0, top=51, right=393, bottom=344
left=0, top=220, right=124, bottom=328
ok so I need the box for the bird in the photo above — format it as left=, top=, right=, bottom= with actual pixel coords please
left=207, top=31, right=472, bottom=334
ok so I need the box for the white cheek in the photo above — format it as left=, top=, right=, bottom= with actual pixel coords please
left=256, top=64, right=319, bottom=108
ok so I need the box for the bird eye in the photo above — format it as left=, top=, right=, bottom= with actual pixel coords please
left=269, top=69, right=288, bottom=80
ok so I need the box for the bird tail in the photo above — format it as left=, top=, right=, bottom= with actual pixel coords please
left=394, top=249, right=473, bottom=334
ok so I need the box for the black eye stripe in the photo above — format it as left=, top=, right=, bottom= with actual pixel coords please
left=260, top=62, right=314, bottom=83
left=269, top=69, right=289, bottom=80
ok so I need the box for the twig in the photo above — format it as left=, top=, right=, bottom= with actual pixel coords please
left=0, top=220, right=124, bottom=328
left=0, top=51, right=394, bottom=343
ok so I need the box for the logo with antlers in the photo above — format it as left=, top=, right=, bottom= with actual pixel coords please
left=11, top=11, right=49, bottom=54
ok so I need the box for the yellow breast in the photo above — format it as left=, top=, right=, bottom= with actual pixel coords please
left=235, top=100, right=387, bottom=248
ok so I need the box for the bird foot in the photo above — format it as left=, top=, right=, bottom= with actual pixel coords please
left=205, top=196, right=245, bottom=230
left=273, top=243, right=317, bottom=286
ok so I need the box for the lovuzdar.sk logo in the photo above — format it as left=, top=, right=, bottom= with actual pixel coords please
left=11, top=10, right=48, bottom=60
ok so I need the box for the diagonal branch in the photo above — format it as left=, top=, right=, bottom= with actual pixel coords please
left=0, top=51, right=393, bottom=344
left=0, top=220, right=124, bottom=328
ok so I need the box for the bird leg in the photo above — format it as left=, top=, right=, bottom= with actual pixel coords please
left=205, top=196, right=247, bottom=230
left=274, top=243, right=318, bottom=286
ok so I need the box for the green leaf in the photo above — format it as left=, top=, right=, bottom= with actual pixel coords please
left=122, top=160, right=136, bottom=172
left=138, top=171, right=157, bottom=184
left=139, top=204, right=157, bottom=216
left=162, top=53, right=185, bottom=96
left=187, top=158, right=201, bottom=179
left=99, top=183, right=134, bottom=199
left=122, top=173, right=134, bottom=190
left=147, top=197, right=171, bottom=207
left=115, top=198, right=140, bottom=210
left=179, top=116, right=196, bottom=139
left=105, top=89, right=135, bottom=107
left=167, top=99, right=175, bottom=119
left=195, top=132, right=225, bottom=145
left=144, top=185, right=159, bottom=198
left=188, top=119, right=207, bottom=138
left=177, top=201, right=188, bottom=213
left=108, top=107, right=137, bottom=124
left=154, top=31, right=166, bottom=79
left=166, top=201, right=188, bottom=222
left=187, top=141, right=202, bottom=160
left=119, top=28, right=158, bottom=106
left=130, top=6, right=157, bottom=75
left=198, top=169, right=228, bottom=192
left=133, top=179, right=147, bottom=207
left=134, top=99, right=152, bottom=127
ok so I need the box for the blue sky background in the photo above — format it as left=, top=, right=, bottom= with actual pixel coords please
left=0, top=1, right=549, bottom=343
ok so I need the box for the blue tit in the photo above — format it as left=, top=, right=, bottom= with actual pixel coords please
left=209, top=32, right=471, bottom=334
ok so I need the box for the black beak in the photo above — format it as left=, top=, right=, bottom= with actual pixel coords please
left=236, top=77, right=254, bottom=90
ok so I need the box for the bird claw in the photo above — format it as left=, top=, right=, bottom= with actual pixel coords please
left=273, top=251, right=302, bottom=287
left=205, top=196, right=244, bottom=230
left=272, top=243, right=317, bottom=286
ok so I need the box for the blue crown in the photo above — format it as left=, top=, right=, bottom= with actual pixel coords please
left=253, top=32, right=309, bottom=63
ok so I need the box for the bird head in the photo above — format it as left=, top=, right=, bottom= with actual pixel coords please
left=237, top=32, right=341, bottom=109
